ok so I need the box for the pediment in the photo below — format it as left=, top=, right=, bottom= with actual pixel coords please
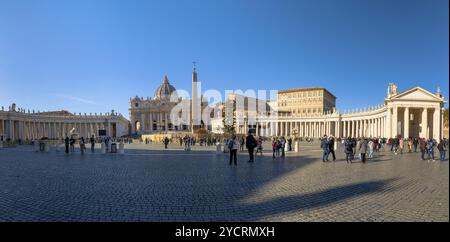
left=390, top=87, right=443, bottom=102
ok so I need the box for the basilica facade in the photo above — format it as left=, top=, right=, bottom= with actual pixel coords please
left=128, top=66, right=209, bottom=135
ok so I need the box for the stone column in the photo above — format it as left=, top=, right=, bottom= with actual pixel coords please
left=150, top=113, right=154, bottom=131
left=140, top=113, right=145, bottom=133
left=342, top=121, right=346, bottom=137
left=392, top=106, right=398, bottom=138
left=165, top=113, right=169, bottom=132
left=420, top=108, right=428, bottom=138
left=386, top=107, right=392, bottom=138
left=404, top=107, right=409, bottom=138
left=433, top=107, right=440, bottom=140
left=336, top=121, right=340, bottom=138
left=271, top=122, right=275, bottom=136
left=441, top=108, right=445, bottom=140
left=350, top=120, right=353, bottom=138
left=371, top=119, right=375, bottom=137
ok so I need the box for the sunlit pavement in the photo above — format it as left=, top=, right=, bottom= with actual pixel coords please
left=0, top=142, right=448, bottom=222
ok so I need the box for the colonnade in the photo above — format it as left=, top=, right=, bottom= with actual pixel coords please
left=234, top=105, right=443, bottom=140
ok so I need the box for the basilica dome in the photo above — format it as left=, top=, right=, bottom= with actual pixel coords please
left=154, top=75, right=177, bottom=100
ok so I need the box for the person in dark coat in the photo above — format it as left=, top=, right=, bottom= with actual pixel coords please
left=328, top=136, right=336, bottom=161
left=90, top=135, right=95, bottom=153
left=359, top=138, right=368, bottom=163
left=246, top=133, right=257, bottom=162
left=64, top=136, right=70, bottom=154
left=419, top=138, right=426, bottom=160
left=344, top=137, right=354, bottom=163
left=163, top=137, right=169, bottom=149
left=287, top=137, right=292, bottom=151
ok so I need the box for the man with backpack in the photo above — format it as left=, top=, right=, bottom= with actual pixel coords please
left=246, top=133, right=257, bottom=163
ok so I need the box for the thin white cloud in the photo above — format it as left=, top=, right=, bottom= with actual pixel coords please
left=53, top=94, right=97, bottom=105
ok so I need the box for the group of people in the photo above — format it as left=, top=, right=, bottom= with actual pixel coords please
left=227, top=134, right=263, bottom=165
left=338, top=136, right=448, bottom=163
left=271, top=137, right=287, bottom=158
left=63, top=135, right=115, bottom=155
left=387, top=136, right=448, bottom=162
left=320, top=135, right=336, bottom=162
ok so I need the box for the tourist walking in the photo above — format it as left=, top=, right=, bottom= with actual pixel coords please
left=287, top=137, right=292, bottom=151
left=413, top=138, right=419, bottom=152
left=228, top=135, right=239, bottom=166
left=419, top=138, right=426, bottom=160
left=392, top=137, right=399, bottom=155
left=255, top=137, right=263, bottom=156
left=90, top=135, right=95, bottom=153
left=64, top=136, right=70, bottom=154
left=246, top=133, right=257, bottom=162
left=164, top=137, right=169, bottom=149
left=328, top=136, right=336, bottom=161
left=272, top=138, right=279, bottom=159
left=427, top=138, right=436, bottom=162
left=344, top=137, right=354, bottom=163
left=280, top=137, right=286, bottom=158
left=80, top=137, right=86, bottom=155
left=359, top=138, right=368, bottom=163
left=320, top=135, right=329, bottom=162
left=438, top=139, right=446, bottom=161
left=368, top=139, right=374, bottom=158
left=239, top=137, right=245, bottom=152
left=399, top=137, right=404, bottom=154
left=70, top=137, right=75, bottom=152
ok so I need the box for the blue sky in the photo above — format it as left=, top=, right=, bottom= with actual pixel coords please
left=0, top=0, right=448, bottom=118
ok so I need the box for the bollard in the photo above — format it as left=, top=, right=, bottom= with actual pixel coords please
left=294, top=141, right=300, bottom=153
left=216, top=142, right=222, bottom=155
left=101, top=142, right=106, bottom=154
left=119, top=142, right=124, bottom=154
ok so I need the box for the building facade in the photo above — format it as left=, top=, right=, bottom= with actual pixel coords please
left=212, top=84, right=446, bottom=140
left=129, top=75, right=185, bottom=135
left=0, top=104, right=129, bottom=141
left=128, top=67, right=209, bottom=135
left=278, top=88, right=336, bottom=116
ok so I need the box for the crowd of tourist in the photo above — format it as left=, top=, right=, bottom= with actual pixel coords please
left=2, top=131, right=448, bottom=164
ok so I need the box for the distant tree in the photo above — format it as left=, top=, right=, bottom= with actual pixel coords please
left=222, top=100, right=236, bottom=135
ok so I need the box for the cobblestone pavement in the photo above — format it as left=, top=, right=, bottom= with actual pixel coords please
left=0, top=142, right=448, bottom=222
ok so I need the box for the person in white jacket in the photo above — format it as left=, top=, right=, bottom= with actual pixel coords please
left=228, top=135, right=239, bottom=166
left=368, top=139, right=374, bottom=158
